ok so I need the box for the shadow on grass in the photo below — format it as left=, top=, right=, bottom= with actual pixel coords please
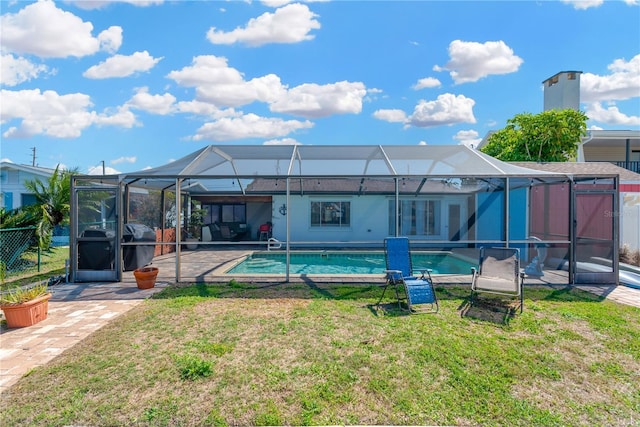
left=458, top=298, right=518, bottom=325
left=151, top=279, right=608, bottom=307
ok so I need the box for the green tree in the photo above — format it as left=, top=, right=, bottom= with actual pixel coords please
left=0, top=207, right=37, bottom=229
left=480, top=109, right=588, bottom=162
left=23, top=165, right=78, bottom=249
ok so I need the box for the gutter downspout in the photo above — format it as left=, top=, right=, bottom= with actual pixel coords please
left=577, top=131, right=593, bottom=162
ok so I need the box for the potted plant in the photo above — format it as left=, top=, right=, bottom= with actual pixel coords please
left=133, top=265, right=159, bottom=289
left=0, top=282, right=52, bottom=328
left=186, top=208, right=206, bottom=250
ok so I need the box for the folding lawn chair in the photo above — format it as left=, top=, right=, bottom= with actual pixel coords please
left=376, top=237, right=438, bottom=314
left=470, top=247, right=525, bottom=313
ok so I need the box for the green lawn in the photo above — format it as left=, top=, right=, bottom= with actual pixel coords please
left=2, top=283, right=639, bottom=427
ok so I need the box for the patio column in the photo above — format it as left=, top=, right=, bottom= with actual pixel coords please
left=504, top=177, right=509, bottom=247
left=285, top=177, right=290, bottom=282
left=176, top=178, right=182, bottom=283
left=394, top=177, right=400, bottom=236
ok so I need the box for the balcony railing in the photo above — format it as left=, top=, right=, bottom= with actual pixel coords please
left=611, top=161, right=640, bottom=174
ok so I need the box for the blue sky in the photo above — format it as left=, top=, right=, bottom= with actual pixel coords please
left=1, top=0, right=639, bottom=175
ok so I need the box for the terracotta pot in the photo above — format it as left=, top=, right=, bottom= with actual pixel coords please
left=1, top=293, right=52, bottom=328
left=133, top=266, right=159, bottom=289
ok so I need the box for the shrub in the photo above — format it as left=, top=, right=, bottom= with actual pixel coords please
left=620, top=245, right=640, bottom=267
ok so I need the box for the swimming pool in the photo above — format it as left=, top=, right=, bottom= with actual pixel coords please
left=226, top=251, right=477, bottom=275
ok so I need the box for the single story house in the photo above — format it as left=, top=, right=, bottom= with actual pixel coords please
left=69, top=145, right=620, bottom=285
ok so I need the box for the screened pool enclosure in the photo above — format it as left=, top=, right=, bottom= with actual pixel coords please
left=69, top=145, right=619, bottom=285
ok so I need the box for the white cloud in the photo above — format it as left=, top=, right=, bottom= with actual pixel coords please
left=168, top=55, right=244, bottom=86
left=168, top=56, right=273, bottom=107
left=196, top=74, right=286, bottom=107
left=93, top=106, right=138, bottom=128
left=88, top=165, right=121, bottom=175
left=561, top=0, right=604, bottom=10
left=581, top=54, right=640, bottom=103
left=126, top=87, right=176, bottom=114
left=373, top=94, right=477, bottom=128
left=65, top=0, right=164, bottom=10
left=111, top=156, right=137, bottom=165
left=192, top=113, right=313, bottom=141
left=453, top=129, right=482, bottom=148
left=175, top=100, right=239, bottom=119
left=0, top=54, right=50, bottom=87
left=263, top=138, right=302, bottom=145
left=270, top=81, right=367, bottom=118
left=169, top=55, right=365, bottom=117
left=261, top=0, right=330, bottom=6
left=97, top=26, right=123, bottom=54
left=408, top=94, right=476, bottom=128
left=83, top=51, right=162, bottom=79
left=434, top=40, right=523, bottom=84
left=413, top=77, right=441, bottom=90
left=1, top=1, right=122, bottom=58
left=207, top=3, right=321, bottom=47
left=373, top=109, right=407, bottom=123
left=1, top=89, right=137, bottom=138
left=261, top=0, right=295, bottom=6
left=584, top=102, right=640, bottom=126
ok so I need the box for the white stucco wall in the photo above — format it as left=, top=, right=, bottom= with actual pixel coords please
left=269, top=195, right=391, bottom=244
left=268, top=194, right=470, bottom=245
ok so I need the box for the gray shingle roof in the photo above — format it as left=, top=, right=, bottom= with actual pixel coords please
left=510, top=161, right=640, bottom=182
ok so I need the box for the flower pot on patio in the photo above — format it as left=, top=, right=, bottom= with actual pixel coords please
left=133, top=266, right=159, bottom=289
left=185, top=237, right=199, bottom=250
left=1, top=292, right=52, bottom=328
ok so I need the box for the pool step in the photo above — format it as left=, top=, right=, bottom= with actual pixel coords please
left=245, top=258, right=282, bottom=268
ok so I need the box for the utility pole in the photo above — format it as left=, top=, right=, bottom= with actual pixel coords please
left=31, top=147, right=36, bottom=166
left=101, top=160, right=105, bottom=175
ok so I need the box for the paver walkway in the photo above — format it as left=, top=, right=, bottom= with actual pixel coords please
left=0, top=281, right=167, bottom=395
left=1, top=281, right=638, bottom=395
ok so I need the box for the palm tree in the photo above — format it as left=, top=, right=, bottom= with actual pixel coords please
left=23, top=165, right=78, bottom=249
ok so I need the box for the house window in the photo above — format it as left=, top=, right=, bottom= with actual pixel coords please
left=389, top=199, right=441, bottom=236
left=204, top=204, right=246, bottom=224
left=21, top=193, right=37, bottom=207
left=1, top=192, right=12, bottom=209
left=311, top=201, right=350, bottom=227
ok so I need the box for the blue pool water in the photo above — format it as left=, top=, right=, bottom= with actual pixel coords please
left=226, top=251, right=477, bottom=275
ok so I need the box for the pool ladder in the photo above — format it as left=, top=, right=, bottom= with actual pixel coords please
left=267, top=238, right=282, bottom=251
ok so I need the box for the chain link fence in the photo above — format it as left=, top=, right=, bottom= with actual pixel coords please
left=0, top=227, right=39, bottom=278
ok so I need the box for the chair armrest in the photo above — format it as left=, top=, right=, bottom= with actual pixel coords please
left=415, top=268, right=433, bottom=281
left=385, top=269, right=403, bottom=281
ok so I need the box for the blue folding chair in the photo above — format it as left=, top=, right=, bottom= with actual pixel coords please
left=377, top=237, right=438, bottom=314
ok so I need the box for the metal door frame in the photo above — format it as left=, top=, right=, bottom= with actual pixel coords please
left=570, top=176, right=619, bottom=285
left=70, top=177, right=121, bottom=282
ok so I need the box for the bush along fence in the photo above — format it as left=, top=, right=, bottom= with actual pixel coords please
left=0, top=227, right=40, bottom=278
